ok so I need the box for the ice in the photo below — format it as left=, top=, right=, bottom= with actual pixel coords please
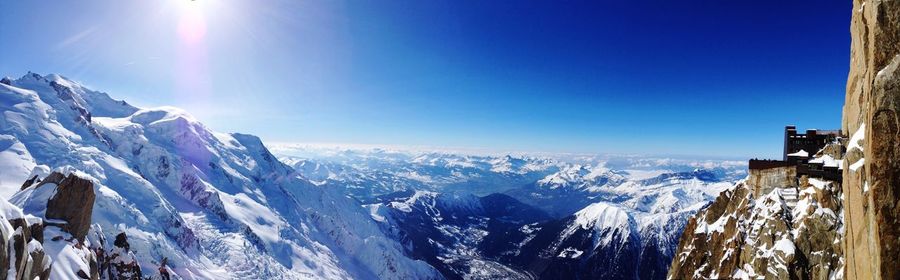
left=9, top=182, right=58, bottom=218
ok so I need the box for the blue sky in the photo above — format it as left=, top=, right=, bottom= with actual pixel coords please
left=0, top=0, right=850, bottom=158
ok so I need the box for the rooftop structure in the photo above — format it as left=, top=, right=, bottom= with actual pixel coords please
left=783, top=125, right=841, bottom=162
left=750, top=126, right=843, bottom=181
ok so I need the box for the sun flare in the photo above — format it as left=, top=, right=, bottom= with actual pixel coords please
left=174, top=0, right=208, bottom=14
left=174, top=0, right=208, bottom=44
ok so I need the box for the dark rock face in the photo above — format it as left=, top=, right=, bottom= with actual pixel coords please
left=19, top=175, right=38, bottom=191
left=6, top=218, right=52, bottom=280
left=28, top=248, right=51, bottom=280
left=114, top=233, right=130, bottom=251
left=42, top=172, right=96, bottom=242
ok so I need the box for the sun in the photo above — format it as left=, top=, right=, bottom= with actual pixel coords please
left=174, top=0, right=209, bottom=45
left=174, top=0, right=208, bottom=14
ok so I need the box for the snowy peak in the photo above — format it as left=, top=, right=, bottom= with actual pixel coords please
left=13, top=72, right=138, bottom=119
left=488, top=154, right=527, bottom=173
left=573, top=202, right=635, bottom=233
left=536, top=164, right=626, bottom=191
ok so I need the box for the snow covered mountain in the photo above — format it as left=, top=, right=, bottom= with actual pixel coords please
left=366, top=189, right=711, bottom=280
left=269, top=144, right=743, bottom=279
left=0, top=72, right=751, bottom=279
left=0, top=73, right=441, bottom=279
left=355, top=165, right=735, bottom=280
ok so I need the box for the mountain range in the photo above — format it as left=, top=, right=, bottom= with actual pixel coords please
left=0, top=72, right=745, bottom=279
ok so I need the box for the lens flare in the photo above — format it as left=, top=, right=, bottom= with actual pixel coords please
left=174, top=0, right=212, bottom=111
left=176, top=2, right=207, bottom=45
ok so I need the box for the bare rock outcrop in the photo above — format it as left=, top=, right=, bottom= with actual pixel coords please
left=39, top=172, right=96, bottom=242
left=15, top=171, right=100, bottom=279
left=6, top=217, right=51, bottom=280
left=841, top=1, right=900, bottom=279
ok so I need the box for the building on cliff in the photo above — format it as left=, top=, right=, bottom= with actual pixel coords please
left=749, top=126, right=843, bottom=181
left=783, top=126, right=842, bottom=162
left=670, top=128, right=849, bottom=279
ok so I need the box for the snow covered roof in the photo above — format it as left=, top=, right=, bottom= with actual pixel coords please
left=787, top=150, right=809, bottom=157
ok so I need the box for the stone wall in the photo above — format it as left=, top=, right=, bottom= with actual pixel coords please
left=747, top=166, right=796, bottom=197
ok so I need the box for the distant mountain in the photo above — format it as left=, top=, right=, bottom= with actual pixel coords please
left=272, top=145, right=743, bottom=280
left=506, top=165, right=731, bottom=218
left=272, top=145, right=746, bottom=204
left=280, top=157, right=433, bottom=203
left=499, top=167, right=732, bottom=279
left=277, top=151, right=562, bottom=201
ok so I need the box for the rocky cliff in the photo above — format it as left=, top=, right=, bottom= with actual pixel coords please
left=841, top=0, right=900, bottom=279
left=667, top=161, right=844, bottom=279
